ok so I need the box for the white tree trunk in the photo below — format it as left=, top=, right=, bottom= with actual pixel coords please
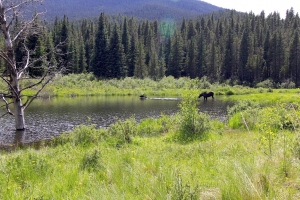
left=13, top=98, right=25, bottom=130
left=0, top=1, right=27, bottom=130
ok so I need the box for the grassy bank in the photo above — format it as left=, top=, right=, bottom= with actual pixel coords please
left=1, top=91, right=300, bottom=199
left=15, top=74, right=300, bottom=105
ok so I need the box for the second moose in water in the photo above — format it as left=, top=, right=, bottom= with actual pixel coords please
left=198, top=91, right=214, bottom=101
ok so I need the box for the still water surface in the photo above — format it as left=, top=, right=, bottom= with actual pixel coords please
left=0, top=96, right=233, bottom=146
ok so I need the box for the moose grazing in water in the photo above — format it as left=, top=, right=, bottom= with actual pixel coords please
left=198, top=91, right=214, bottom=100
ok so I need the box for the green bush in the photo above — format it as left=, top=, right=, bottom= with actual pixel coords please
left=80, top=148, right=103, bottom=172
left=176, top=91, right=212, bottom=142
left=256, top=79, right=274, bottom=88
left=108, top=116, right=137, bottom=146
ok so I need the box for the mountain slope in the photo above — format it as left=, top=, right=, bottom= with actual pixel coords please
left=39, top=0, right=224, bottom=20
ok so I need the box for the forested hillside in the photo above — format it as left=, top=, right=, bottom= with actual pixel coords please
left=1, top=8, right=300, bottom=87
left=39, top=0, right=223, bottom=20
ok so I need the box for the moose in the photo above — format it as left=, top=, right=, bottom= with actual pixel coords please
left=198, top=91, right=214, bottom=100
left=139, top=94, right=147, bottom=100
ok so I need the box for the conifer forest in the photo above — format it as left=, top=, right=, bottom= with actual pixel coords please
left=1, top=8, right=300, bottom=87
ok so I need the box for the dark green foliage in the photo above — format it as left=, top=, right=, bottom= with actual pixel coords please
left=91, top=13, right=109, bottom=77
left=107, top=24, right=127, bottom=78
left=36, top=9, right=300, bottom=85
left=80, top=148, right=103, bottom=172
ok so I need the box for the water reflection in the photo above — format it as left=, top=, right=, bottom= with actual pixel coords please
left=0, top=96, right=233, bottom=146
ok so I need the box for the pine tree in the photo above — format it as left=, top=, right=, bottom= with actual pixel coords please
left=92, top=13, right=109, bottom=77
left=147, top=29, right=159, bottom=79
left=78, top=36, right=87, bottom=73
left=122, top=18, right=130, bottom=69
left=107, top=23, right=126, bottom=78
left=167, top=31, right=184, bottom=78
left=134, top=39, right=147, bottom=78
left=222, top=27, right=234, bottom=80
left=128, top=34, right=137, bottom=77
left=239, top=22, right=250, bottom=83
left=289, top=31, right=300, bottom=86
left=186, top=37, right=198, bottom=78
left=157, top=44, right=166, bottom=79
left=197, top=30, right=206, bottom=78
left=187, top=19, right=197, bottom=40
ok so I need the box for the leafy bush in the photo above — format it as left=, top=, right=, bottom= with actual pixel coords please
left=225, top=90, right=234, bottom=95
left=80, top=148, right=103, bottom=172
left=280, top=79, right=296, bottom=89
left=176, top=91, right=212, bottom=142
left=256, top=79, right=274, bottom=88
left=108, top=116, right=137, bottom=146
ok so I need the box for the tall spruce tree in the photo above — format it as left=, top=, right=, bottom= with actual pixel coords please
left=92, top=13, right=109, bottom=77
left=186, top=37, right=198, bottom=78
left=134, top=39, right=147, bottom=78
left=107, top=23, right=126, bottom=78
left=167, top=31, right=184, bottom=78
left=239, top=23, right=250, bottom=83
left=289, top=31, right=300, bottom=86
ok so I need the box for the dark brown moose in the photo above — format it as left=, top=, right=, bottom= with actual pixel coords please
left=198, top=91, right=214, bottom=100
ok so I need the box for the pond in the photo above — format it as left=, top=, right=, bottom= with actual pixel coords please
left=0, top=96, right=233, bottom=146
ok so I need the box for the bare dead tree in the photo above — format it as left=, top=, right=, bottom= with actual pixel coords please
left=0, top=0, right=62, bottom=130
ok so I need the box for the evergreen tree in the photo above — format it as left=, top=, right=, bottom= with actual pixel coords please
left=107, top=23, right=127, bottom=78
left=157, top=44, right=166, bottom=79
left=262, top=30, right=271, bottom=79
left=92, top=13, right=109, bottom=77
left=222, top=27, right=234, bottom=80
left=128, top=34, right=137, bottom=77
left=289, top=31, right=300, bottom=86
left=134, top=39, right=147, bottom=78
left=186, top=37, right=198, bottom=78
left=147, top=29, right=159, bottom=79
left=78, top=36, right=87, bottom=73
left=187, top=19, right=197, bottom=40
left=196, top=30, right=206, bottom=78
left=270, top=32, right=285, bottom=83
left=167, top=31, right=184, bottom=78
left=122, top=18, right=130, bottom=68
left=239, top=23, right=250, bottom=83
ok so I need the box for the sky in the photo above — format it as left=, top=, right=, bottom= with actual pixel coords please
left=202, top=0, right=299, bottom=18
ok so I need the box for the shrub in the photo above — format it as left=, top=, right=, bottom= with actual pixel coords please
left=225, top=90, right=234, bottom=95
left=80, top=148, right=103, bottom=172
left=256, top=79, right=274, bottom=88
left=108, top=116, right=137, bottom=146
left=280, top=79, right=296, bottom=89
left=176, top=91, right=212, bottom=142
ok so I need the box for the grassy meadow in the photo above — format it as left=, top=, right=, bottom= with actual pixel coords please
left=1, top=74, right=300, bottom=199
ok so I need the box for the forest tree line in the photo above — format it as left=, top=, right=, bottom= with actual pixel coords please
left=1, top=8, right=300, bottom=87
